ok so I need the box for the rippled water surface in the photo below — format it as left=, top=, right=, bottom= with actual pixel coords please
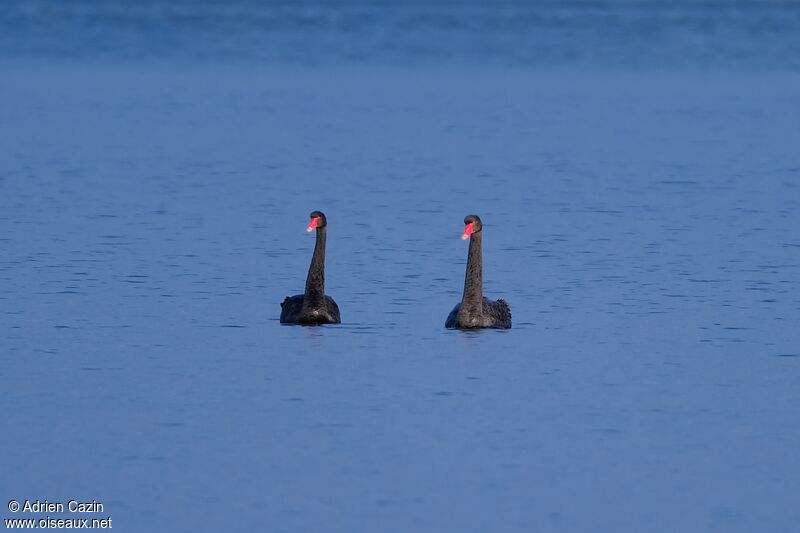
left=2, top=2, right=800, bottom=532
left=2, top=0, right=800, bottom=68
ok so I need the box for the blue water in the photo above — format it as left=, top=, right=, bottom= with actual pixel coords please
left=2, top=2, right=800, bottom=532
left=3, top=0, right=800, bottom=69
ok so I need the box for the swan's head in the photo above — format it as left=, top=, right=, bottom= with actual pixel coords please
left=461, top=214, right=482, bottom=240
left=306, top=211, right=328, bottom=232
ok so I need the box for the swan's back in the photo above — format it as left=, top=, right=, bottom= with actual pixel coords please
left=484, top=298, right=511, bottom=328
left=445, top=304, right=460, bottom=329
left=279, top=295, right=304, bottom=323
left=445, top=298, right=511, bottom=329
left=324, top=296, right=341, bottom=323
left=280, top=295, right=341, bottom=325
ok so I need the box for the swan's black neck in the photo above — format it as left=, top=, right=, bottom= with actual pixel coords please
left=460, top=231, right=483, bottom=313
left=303, top=226, right=326, bottom=309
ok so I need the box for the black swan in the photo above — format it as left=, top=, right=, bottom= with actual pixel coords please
left=445, top=214, right=511, bottom=329
left=280, top=211, right=341, bottom=325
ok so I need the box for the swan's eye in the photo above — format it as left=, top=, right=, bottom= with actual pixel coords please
left=307, top=217, right=320, bottom=232
left=462, top=222, right=474, bottom=240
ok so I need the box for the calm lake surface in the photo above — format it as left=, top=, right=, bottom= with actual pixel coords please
left=2, top=2, right=799, bottom=532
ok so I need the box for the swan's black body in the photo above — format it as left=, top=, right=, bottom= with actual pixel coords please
left=280, top=211, right=341, bottom=325
left=280, top=294, right=340, bottom=325
left=445, top=215, right=511, bottom=329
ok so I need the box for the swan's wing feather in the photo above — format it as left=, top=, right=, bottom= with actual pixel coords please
left=484, top=298, right=512, bottom=328
left=496, top=298, right=511, bottom=321
left=445, top=303, right=460, bottom=328
left=280, top=294, right=304, bottom=323
left=325, top=295, right=341, bottom=323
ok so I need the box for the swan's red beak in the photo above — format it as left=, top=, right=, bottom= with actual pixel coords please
left=462, top=222, right=474, bottom=240
left=306, top=217, right=319, bottom=233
